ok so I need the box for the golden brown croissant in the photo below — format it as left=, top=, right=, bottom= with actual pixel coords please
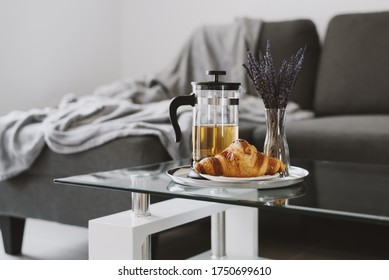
left=194, top=139, right=285, bottom=177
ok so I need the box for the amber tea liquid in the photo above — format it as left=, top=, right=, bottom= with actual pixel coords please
left=192, top=125, right=238, bottom=163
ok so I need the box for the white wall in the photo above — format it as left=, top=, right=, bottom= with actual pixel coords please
left=121, top=0, right=389, bottom=80
left=0, top=0, right=121, bottom=115
left=1, top=0, right=389, bottom=115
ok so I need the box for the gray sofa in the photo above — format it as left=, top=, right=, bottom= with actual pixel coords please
left=254, top=11, right=389, bottom=165
left=1, top=11, right=388, bottom=259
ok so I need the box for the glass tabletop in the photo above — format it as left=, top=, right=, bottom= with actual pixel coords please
left=54, top=159, right=389, bottom=225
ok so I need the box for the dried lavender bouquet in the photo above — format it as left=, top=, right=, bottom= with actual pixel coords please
left=243, top=40, right=305, bottom=108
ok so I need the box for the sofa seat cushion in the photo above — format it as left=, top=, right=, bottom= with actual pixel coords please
left=29, top=135, right=172, bottom=177
left=253, top=115, right=389, bottom=165
left=0, top=135, right=172, bottom=224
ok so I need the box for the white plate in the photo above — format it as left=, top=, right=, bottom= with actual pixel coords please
left=166, top=165, right=309, bottom=189
left=199, top=173, right=279, bottom=182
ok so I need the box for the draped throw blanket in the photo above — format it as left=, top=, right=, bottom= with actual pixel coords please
left=0, top=18, right=313, bottom=181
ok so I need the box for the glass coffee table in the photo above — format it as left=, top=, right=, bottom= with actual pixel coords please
left=54, top=159, right=389, bottom=259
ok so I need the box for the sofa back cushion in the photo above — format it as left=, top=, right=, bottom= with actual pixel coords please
left=314, top=11, right=389, bottom=116
left=259, top=19, right=320, bottom=110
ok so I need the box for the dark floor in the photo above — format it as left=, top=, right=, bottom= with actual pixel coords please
left=258, top=209, right=389, bottom=260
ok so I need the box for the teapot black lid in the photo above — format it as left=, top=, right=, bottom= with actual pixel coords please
left=191, top=70, right=240, bottom=90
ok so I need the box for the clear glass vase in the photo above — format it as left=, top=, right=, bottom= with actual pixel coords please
left=263, top=108, right=290, bottom=177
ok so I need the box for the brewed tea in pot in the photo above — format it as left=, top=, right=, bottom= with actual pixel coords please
left=169, top=70, right=242, bottom=169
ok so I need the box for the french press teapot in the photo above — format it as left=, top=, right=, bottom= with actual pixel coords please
left=169, top=70, right=241, bottom=166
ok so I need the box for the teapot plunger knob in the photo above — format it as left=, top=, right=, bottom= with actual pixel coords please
left=206, top=70, right=226, bottom=82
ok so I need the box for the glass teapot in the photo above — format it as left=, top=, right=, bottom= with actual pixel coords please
left=169, top=70, right=242, bottom=166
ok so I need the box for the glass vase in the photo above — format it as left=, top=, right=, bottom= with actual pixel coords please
left=263, top=108, right=290, bottom=177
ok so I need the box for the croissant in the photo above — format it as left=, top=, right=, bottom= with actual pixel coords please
left=194, top=139, right=285, bottom=177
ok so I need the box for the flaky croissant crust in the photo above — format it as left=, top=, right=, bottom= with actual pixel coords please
left=194, top=139, right=285, bottom=177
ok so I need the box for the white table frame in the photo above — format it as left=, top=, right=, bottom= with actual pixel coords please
left=89, top=198, right=258, bottom=260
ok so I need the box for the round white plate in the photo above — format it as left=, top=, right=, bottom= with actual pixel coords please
left=199, top=173, right=279, bottom=182
left=166, top=165, right=309, bottom=189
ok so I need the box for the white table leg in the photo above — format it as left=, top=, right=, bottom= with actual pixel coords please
left=225, top=206, right=258, bottom=258
left=88, top=198, right=232, bottom=260
left=191, top=206, right=260, bottom=260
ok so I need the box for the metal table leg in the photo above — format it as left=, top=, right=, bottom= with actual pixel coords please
left=211, top=211, right=226, bottom=259
left=131, top=174, right=151, bottom=260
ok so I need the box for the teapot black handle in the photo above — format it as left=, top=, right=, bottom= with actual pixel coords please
left=169, top=93, right=196, bottom=142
